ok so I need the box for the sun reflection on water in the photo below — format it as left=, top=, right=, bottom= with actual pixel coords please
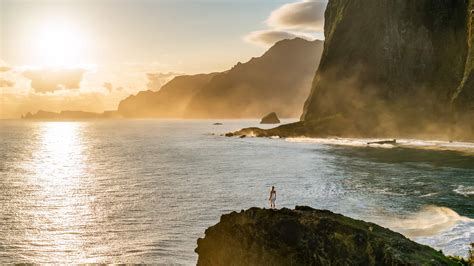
left=25, top=122, right=92, bottom=262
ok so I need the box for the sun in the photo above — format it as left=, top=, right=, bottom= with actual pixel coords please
left=35, top=22, right=86, bottom=67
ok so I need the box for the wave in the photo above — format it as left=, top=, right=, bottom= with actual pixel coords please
left=285, top=137, right=474, bottom=153
left=285, top=137, right=395, bottom=148
left=380, top=205, right=472, bottom=237
left=376, top=206, right=474, bottom=257
left=419, top=192, right=439, bottom=198
left=453, top=185, right=474, bottom=197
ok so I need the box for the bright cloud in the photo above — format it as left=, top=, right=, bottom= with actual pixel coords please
left=22, top=68, right=86, bottom=93
left=245, top=0, right=327, bottom=47
left=268, top=0, right=327, bottom=31
left=0, top=78, right=15, bottom=87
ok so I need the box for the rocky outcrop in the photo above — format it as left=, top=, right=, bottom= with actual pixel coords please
left=196, top=206, right=453, bottom=265
left=237, top=0, right=474, bottom=140
left=183, top=38, right=323, bottom=119
left=260, top=112, right=280, bottom=124
left=117, top=73, right=217, bottom=118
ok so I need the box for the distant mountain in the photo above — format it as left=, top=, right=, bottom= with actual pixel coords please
left=117, top=38, right=323, bottom=119
left=117, top=73, right=217, bottom=118
left=184, top=38, right=323, bottom=118
left=22, top=110, right=120, bottom=120
left=23, top=38, right=324, bottom=120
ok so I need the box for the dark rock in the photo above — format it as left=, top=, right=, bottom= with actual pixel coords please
left=196, top=207, right=454, bottom=266
left=260, top=112, right=280, bottom=124
left=224, top=132, right=234, bottom=137
left=367, top=139, right=397, bottom=145
left=300, top=0, right=474, bottom=140
left=213, top=123, right=223, bottom=125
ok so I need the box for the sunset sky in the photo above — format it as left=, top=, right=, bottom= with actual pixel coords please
left=0, top=0, right=326, bottom=119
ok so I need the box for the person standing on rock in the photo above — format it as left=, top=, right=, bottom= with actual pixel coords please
left=269, top=186, right=276, bottom=209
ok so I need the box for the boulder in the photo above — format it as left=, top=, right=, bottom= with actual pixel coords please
left=260, top=112, right=280, bottom=124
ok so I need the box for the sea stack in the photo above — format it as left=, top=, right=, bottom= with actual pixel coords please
left=195, top=207, right=452, bottom=266
left=260, top=112, right=280, bottom=124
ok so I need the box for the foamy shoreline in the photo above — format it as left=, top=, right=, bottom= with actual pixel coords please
left=284, top=137, right=474, bottom=153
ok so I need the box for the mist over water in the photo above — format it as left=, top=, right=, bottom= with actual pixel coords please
left=0, top=120, right=473, bottom=264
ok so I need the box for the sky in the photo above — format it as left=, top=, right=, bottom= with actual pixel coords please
left=0, top=0, right=326, bottom=119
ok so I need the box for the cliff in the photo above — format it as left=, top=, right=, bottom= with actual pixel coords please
left=117, top=38, right=323, bottom=119
left=117, top=73, right=217, bottom=118
left=195, top=207, right=454, bottom=265
left=235, top=0, right=474, bottom=140
left=183, top=38, right=323, bottom=119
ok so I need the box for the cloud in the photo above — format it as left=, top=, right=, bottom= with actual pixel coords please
left=103, top=82, right=113, bottom=92
left=244, top=29, right=315, bottom=47
left=146, top=72, right=182, bottom=90
left=22, top=68, right=86, bottom=93
left=267, top=0, right=327, bottom=31
left=0, top=66, right=11, bottom=72
left=0, top=78, right=15, bottom=88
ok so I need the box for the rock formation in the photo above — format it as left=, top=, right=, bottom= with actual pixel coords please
left=260, top=112, right=280, bottom=124
left=236, top=0, right=474, bottom=140
left=184, top=38, right=323, bottom=119
left=195, top=206, right=453, bottom=265
left=302, top=0, right=474, bottom=139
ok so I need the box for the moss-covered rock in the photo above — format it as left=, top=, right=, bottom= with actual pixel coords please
left=196, top=206, right=455, bottom=266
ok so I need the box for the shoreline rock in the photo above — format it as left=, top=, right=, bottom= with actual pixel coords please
left=260, top=112, right=280, bottom=124
left=196, top=206, right=454, bottom=265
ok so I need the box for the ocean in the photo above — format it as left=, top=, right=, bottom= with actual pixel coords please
left=0, top=120, right=472, bottom=264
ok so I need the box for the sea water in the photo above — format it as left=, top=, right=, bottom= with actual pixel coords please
left=0, top=120, right=472, bottom=264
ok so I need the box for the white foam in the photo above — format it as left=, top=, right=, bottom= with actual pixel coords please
left=419, top=192, right=439, bottom=198
left=380, top=205, right=473, bottom=238
left=376, top=205, right=474, bottom=258
left=453, top=185, right=474, bottom=197
left=285, top=137, right=395, bottom=148
left=285, top=137, right=474, bottom=153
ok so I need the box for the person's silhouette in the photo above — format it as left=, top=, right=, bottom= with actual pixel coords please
left=269, top=186, right=276, bottom=209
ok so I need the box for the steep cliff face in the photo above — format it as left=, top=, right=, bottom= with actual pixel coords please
left=300, top=0, right=473, bottom=139
left=117, top=73, right=217, bottom=118
left=453, top=0, right=474, bottom=111
left=195, top=207, right=453, bottom=265
left=183, top=38, right=323, bottom=119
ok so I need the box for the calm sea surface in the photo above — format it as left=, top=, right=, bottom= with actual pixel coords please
left=0, top=120, right=473, bottom=264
